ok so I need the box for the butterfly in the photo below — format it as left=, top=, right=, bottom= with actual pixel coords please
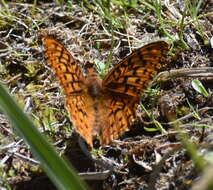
left=43, top=37, right=169, bottom=147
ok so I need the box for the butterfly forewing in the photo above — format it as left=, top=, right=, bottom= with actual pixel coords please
left=43, top=37, right=85, bottom=95
left=102, top=41, right=169, bottom=97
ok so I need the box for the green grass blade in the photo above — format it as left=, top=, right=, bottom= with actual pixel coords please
left=0, top=83, right=88, bottom=190
left=192, top=79, right=209, bottom=98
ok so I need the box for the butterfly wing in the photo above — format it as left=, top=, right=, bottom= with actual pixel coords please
left=43, top=37, right=85, bottom=95
left=43, top=37, right=94, bottom=146
left=101, top=41, right=169, bottom=144
left=101, top=97, right=137, bottom=145
left=102, top=41, right=169, bottom=97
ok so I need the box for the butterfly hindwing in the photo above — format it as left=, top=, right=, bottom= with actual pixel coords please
left=101, top=97, right=137, bottom=145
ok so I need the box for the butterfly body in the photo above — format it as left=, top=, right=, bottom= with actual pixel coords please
left=85, top=75, right=102, bottom=98
left=43, top=37, right=169, bottom=147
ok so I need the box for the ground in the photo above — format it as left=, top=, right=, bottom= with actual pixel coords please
left=0, top=1, right=213, bottom=190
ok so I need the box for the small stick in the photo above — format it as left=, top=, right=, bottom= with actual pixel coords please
left=155, top=67, right=213, bottom=82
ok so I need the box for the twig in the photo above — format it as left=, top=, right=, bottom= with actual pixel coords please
left=78, top=170, right=112, bottom=180
left=156, top=67, right=213, bottom=82
left=167, top=107, right=213, bottom=125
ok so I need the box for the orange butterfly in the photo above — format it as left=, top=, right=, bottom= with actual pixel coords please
left=43, top=37, right=169, bottom=147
